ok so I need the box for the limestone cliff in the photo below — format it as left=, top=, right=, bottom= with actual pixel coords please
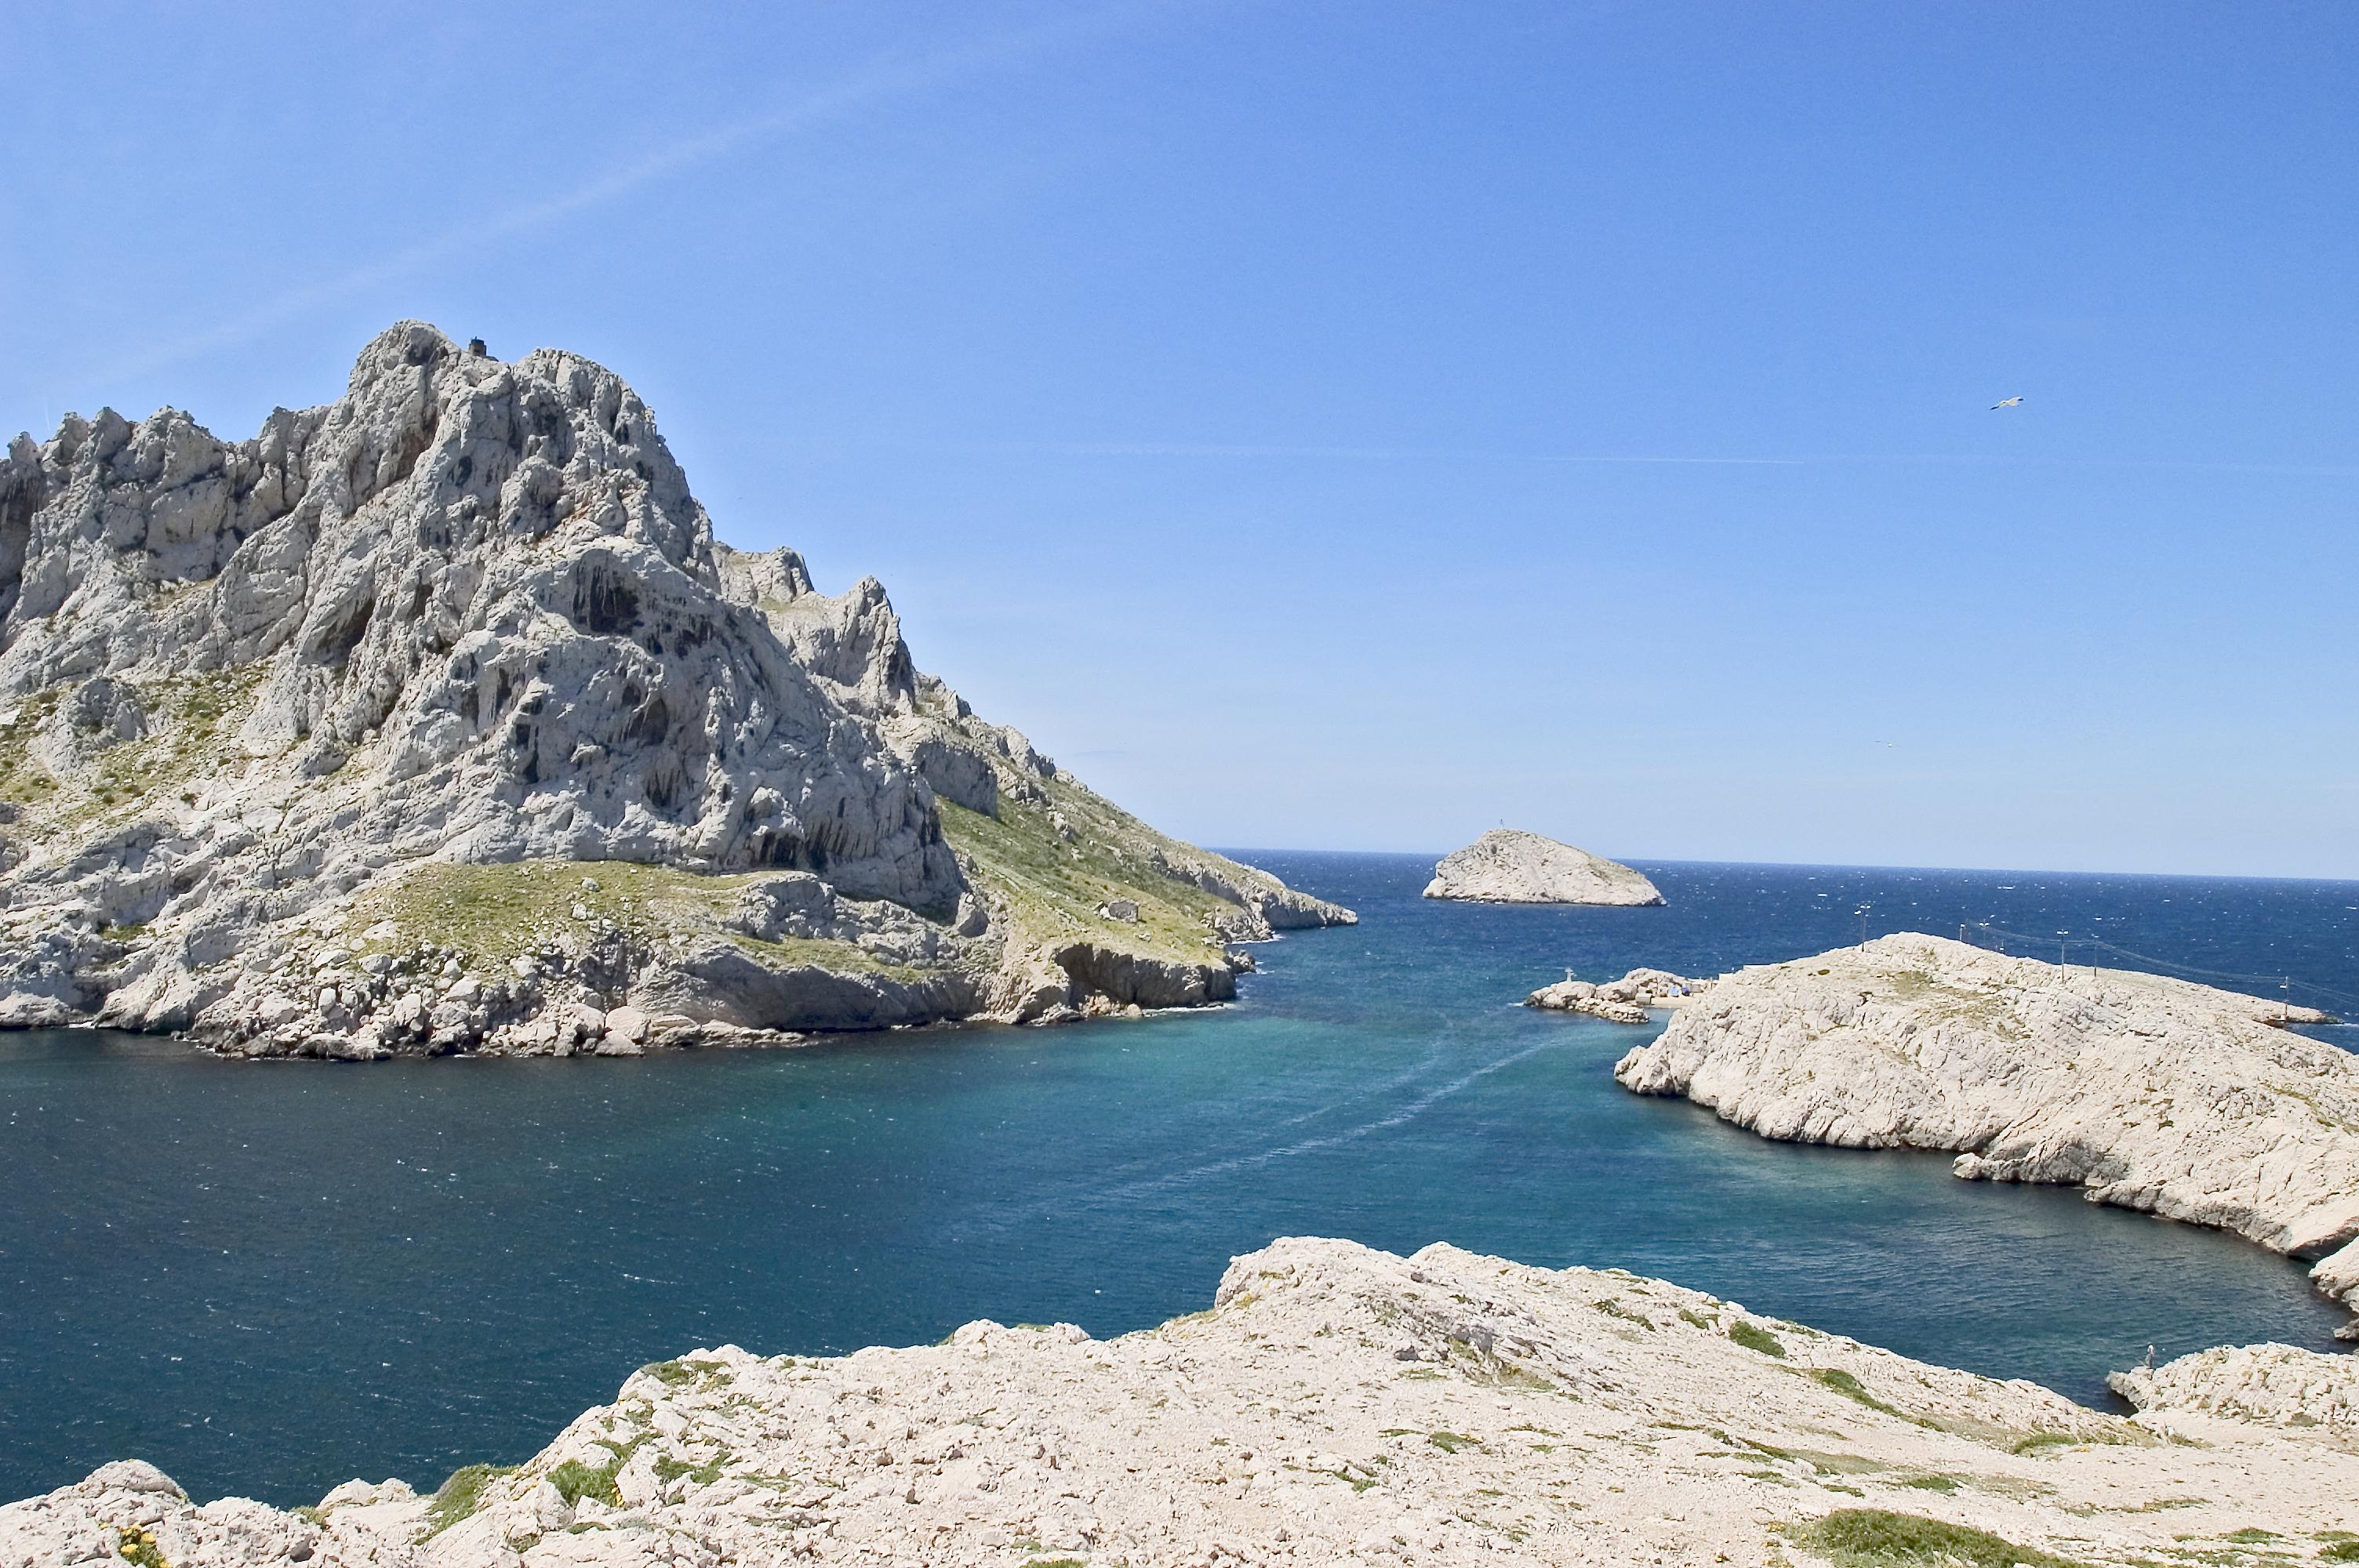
left=1613, top=933, right=2359, bottom=1334
left=0, top=323, right=1352, bottom=1055
left=1423, top=829, right=1663, bottom=906
left=6, top=1238, right=2355, bottom=1566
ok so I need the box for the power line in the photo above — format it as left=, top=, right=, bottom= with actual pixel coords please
left=1956, top=923, right=2359, bottom=1014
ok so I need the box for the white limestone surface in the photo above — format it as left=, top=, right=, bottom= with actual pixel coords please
left=0, top=324, right=1350, bottom=1055
left=1614, top=933, right=2359, bottom=1332
left=2110, top=1341, right=2358, bottom=1431
left=7, top=1240, right=2355, bottom=1568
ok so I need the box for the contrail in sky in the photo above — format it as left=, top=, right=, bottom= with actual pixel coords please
left=773, top=437, right=2359, bottom=477
left=80, top=9, right=1142, bottom=389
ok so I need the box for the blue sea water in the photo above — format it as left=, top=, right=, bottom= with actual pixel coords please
left=1, top=855, right=2354, bottom=1507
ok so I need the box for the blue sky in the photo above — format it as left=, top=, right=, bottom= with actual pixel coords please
left=5, top=3, right=2353, bottom=877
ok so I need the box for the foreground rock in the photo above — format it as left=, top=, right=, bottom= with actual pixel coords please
left=2110, top=1341, right=2358, bottom=1430
left=0, top=325, right=1350, bottom=1055
left=1423, top=830, right=1663, bottom=906
left=1615, top=933, right=2359, bottom=1334
left=8, top=1239, right=2356, bottom=1568
left=1525, top=967, right=1706, bottom=1023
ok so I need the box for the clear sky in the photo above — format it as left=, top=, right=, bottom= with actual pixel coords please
left=5, top=3, right=2354, bottom=877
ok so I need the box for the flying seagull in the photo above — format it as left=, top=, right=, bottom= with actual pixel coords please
left=1991, top=395, right=2024, bottom=410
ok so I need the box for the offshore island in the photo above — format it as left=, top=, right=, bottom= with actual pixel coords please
left=0, top=325, right=1351, bottom=1057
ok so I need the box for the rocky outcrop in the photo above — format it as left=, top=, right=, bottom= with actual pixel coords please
left=0, top=324, right=1351, bottom=1054
left=1423, top=829, right=1663, bottom=906
left=1614, top=933, right=2359, bottom=1334
left=9, top=1238, right=2357, bottom=1567
left=1525, top=967, right=1705, bottom=1022
left=2110, top=1342, right=2358, bottom=1431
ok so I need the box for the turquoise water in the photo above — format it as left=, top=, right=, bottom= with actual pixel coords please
left=2, top=855, right=2353, bottom=1506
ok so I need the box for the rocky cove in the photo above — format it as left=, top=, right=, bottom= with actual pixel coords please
left=4, top=855, right=2357, bottom=1564
left=0, top=325, right=1350, bottom=1057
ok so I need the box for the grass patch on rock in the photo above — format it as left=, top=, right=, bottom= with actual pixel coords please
left=348, top=858, right=914, bottom=979
left=1728, top=1321, right=1789, bottom=1359
left=1797, top=1507, right=2080, bottom=1567
left=938, top=790, right=1238, bottom=971
left=425, top=1463, right=514, bottom=1537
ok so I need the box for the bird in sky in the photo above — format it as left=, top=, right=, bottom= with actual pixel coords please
left=1991, top=395, right=2024, bottom=409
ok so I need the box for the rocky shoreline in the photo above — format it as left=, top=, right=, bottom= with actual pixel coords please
left=0, top=325, right=1351, bottom=1058
left=1612, top=933, right=2359, bottom=1336
left=5, top=1238, right=2354, bottom=1568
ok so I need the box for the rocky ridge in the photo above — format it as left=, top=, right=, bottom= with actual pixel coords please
left=1612, top=933, right=2359, bottom=1334
left=5, top=1237, right=2355, bottom=1568
left=0, top=324, right=1351, bottom=1055
left=1422, top=830, right=1663, bottom=906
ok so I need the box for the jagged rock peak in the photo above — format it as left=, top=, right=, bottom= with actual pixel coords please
left=0, top=322, right=1352, bottom=1053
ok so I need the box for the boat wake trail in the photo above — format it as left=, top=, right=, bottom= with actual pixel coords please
left=1100, top=1035, right=1561, bottom=1202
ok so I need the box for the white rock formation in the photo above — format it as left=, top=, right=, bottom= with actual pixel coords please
left=1525, top=967, right=1705, bottom=1022
left=2110, top=1341, right=2358, bottom=1431
left=1614, top=933, right=2359, bottom=1333
left=0, top=325, right=1350, bottom=1055
left=1423, top=829, right=1663, bottom=906
left=7, top=1238, right=2355, bottom=1568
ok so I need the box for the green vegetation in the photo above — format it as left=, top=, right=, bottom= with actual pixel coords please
left=1811, top=1367, right=1906, bottom=1418
left=938, top=782, right=1242, bottom=971
left=350, top=858, right=914, bottom=978
left=2319, top=1539, right=2359, bottom=1563
left=548, top=1457, right=624, bottom=1508
left=641, top=1357, right=732, bottom=1388
left=1728, top=1321, right=1789, bottom=1359
left=425, top=1463, right=514, bottom=1537
left=1678, top=1307, right=1717, bottom=1330
left=1592, top=1299, right=1656, bottom=1330
left=1896, top=1474, right=1957, bottom=1493
left=1427, top=1432, right=1479, bottom=1454
left=1, top=669, right=264, bottom=832
left=652, top=1453, right=726, bottom=1488
left=1797, top=1508, right=2080, bottom=1568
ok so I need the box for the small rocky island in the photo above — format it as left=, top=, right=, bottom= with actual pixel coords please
left=0, top=324, right=1353, bottom=1056
left=1423, top=829, right=1663, bottom=906
left=1614, top=933, right=2359, bottom=1335
left=6, top=1237, right=2354, bottom=1567
left=1525, top=967, right=1706, bottom=1022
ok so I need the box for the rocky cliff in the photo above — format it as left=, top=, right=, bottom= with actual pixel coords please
left=6, top=1238, right=2354, bottom=1567
left=1422, top=829, right=1663, bottom=906
left=1613, top=933, right=2359, bottom=1334
left=0, top=323, right=1351, bottom=1055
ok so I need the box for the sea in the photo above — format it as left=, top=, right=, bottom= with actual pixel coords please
left=2, top=855, right=2354, bottom=1506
